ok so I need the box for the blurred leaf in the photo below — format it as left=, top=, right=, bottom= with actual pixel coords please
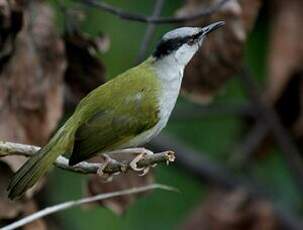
left=0, top=161, right=47, bottom=230
left=245, top=0, right=303, bottom=162
left=22, top=200, right=47, bottom=230
left=0, top=162, right=22, bottom=219
left=63, top=31, right=107, bottom=110
left=0, top=0, right=65, bottom=196
left=0, top=0, right=66, bottom=145
left=182, top=188, right=278, bottom=230
left=264, top=0, right=303, bottom=138
left=86, top=156, right=154, bottom=215
left=177, top=0, right=261, bottom=103
left=0, top=0, right=23, bottom=70
left=0, top=0, right=65, bottom=227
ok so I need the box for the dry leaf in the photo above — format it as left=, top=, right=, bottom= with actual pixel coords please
left=0, top=0, right=65, bottom=175
left=0, top=0, right=65, bottom=198
left=266, top=0, right=303, bottom=103
left=182, top=188, right=278, bottom=230
left=0, top=0, right=65, bottom=146
left=177, top=0, right=261, bottom=103
left=63, top=31, right=107, bottom=110
left=0, top=1, right=65, bottom=226
left=22, top=200, right=47, bottom=230
left=0, top=162, right=22, bottom=219
left=86, top=156, right=154, bottom=215
left=264, top=0, right=303, bottom=138
left=0, top=0, right=23, bottom=70
left=0, top=161, right=48, bottom=230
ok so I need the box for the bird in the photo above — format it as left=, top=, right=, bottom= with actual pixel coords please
left=7, top=21, right=224, bottom=200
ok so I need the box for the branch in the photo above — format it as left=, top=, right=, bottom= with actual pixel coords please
left=81, top=0, right=230, bottom=24
left=0, top=141, right=175, bottom=175
left=1, top=184, right=176, bottom=230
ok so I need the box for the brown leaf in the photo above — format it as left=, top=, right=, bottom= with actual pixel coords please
left=0, top=0, right=65, bottom=146
left=182, top=188, right=278, bottom=230
left=22, top=199, right=47, bottom=230
left=0, top=161, right=22, bottom=219
left=63, top=31, right=107, bottom=110
left=266, top=0, right=303, bottom=103
left=86, top=156, right=154, bottom=215
left=264, top=0, right=303, bottom=138
left=0, top=0, right=65, bottom=188
left=0, top=1, right=66, bottom=225
left=0, top=161, right=47, bottom=230
left=0, top=0, right=23, bottom=70
left=177, top=0, right=261, bottom=103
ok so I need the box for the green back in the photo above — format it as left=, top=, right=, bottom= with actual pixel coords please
left=68, top=57, right=161, bottom=164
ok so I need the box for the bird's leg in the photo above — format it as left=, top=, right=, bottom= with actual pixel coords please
left=98, top=148, right=155, bottom=177
left=128, top=148, right=154, bottom=176
left=97, top=154, right=121, bottom=182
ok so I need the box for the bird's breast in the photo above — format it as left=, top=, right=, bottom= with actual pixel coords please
left=120, top=69, right=182, bottom=148
left=157, top=70, right=183, bottom=126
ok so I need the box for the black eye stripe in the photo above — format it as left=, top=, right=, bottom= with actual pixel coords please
left=153, top=35, right=194, bottom=58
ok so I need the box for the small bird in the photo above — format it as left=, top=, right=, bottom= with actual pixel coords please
left=7, top=21, right=224, bottom=199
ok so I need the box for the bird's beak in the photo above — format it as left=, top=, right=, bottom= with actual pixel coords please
left=199, top=21, right=225, bottom=37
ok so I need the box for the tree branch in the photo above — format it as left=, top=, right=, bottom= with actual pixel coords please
left=1, top=184, right=176, bottom=230
left=0, top=141, right=175, bottom=175
left=81, top=0, right=230, bottom=24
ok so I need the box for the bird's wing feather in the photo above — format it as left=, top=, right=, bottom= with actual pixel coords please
left=69, top=60, right=160, bottom=165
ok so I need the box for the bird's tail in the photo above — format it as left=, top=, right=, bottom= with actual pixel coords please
left=7, top=129, right=71, bottom=200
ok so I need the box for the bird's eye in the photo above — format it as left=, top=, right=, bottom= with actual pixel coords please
left=187, top=38, right=195, bottom=46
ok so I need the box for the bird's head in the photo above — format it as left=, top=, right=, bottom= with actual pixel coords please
left=152, top=21, right=224, bottom=66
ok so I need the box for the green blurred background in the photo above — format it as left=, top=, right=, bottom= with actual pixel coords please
left=44, top=0, right=301, bottom=229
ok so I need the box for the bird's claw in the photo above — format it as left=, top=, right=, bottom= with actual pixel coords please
left=97, top=154, right=120, bottom=182
left=129, top=149, right=154, bottom=176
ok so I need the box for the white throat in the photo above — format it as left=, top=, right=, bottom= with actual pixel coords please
left=152, top=55, right=185, bottom=129
left=153, top=55, right=184, bottom=90
left=141, top=45, right=199, bottom=142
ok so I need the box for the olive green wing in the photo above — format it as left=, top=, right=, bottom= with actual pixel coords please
left=69, top=63, right=160, bottom=165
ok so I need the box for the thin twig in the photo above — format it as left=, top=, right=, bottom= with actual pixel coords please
left=1, top=184, right=176, bottom=230
left=81, top=0, right=230, bottom=24
left=0, top=141, right=175, bottom=175
left=239, top=68, right=303, bottom=192
left=135, top=0, right=165, bottom=63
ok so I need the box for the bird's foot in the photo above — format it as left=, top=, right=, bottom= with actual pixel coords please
left=129, top=148, right=155, bottom=176
left=97, top=154, right=121, bottom=182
